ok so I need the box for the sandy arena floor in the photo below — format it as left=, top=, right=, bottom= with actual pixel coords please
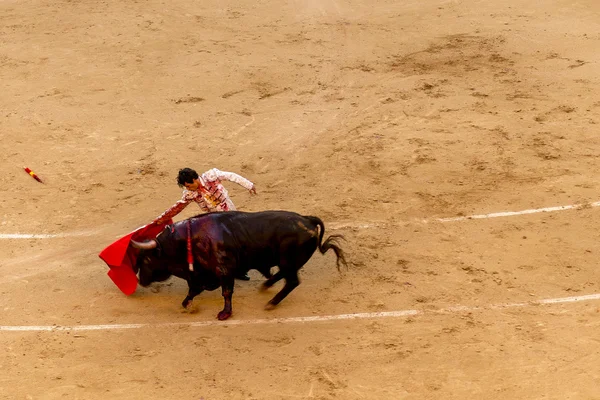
left=2, top=0, right=600, bottom=398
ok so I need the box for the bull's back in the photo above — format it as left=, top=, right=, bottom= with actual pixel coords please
left=205, top=210, right=319, bottom=254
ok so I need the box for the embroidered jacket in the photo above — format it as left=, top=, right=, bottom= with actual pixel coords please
left=154, top=168, right=254, bottom=224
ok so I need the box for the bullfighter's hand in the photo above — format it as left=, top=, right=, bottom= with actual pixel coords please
left=249, top=186, right=257, bottom=195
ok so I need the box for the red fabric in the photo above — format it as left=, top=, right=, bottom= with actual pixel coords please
left=98, top=220, right=172, bottom=295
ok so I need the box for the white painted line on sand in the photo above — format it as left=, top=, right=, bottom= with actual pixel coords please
left=2, top=293, right=599, bottom=332
left=0, top=233, right=71, bottom=239
left=434, top=201, right=600, bottom=222
left=0, top=230, right=99, bottom=239
left=2, top=200, right=600, bottom=239
left=329, top=200, right=600, bottom=230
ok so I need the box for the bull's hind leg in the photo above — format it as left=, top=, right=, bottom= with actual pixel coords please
left=182, top=280, right=203, bottom=309
left=264, top=269, right=300, bottom=310
left=260, top=269, right=284, bottom=292
left=217, top=276, right=235, bottom=320
left=264, top=238, right=315, bottom=310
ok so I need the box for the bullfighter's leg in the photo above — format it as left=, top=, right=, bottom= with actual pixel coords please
left=235, top=270, right=251, bottom=281
left=265, top=269, right=300, bottom=310
left=217, top=276, right=235, bottom=320
left=182, top=280, right=203, bottom=309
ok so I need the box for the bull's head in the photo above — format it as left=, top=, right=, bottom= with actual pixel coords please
left=131, top=238, right=173, bottom=287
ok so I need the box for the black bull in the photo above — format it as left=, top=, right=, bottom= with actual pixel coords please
left=131, top=210, right=347, bottom=320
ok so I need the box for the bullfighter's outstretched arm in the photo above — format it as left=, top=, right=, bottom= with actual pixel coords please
left=153, top=190, right=198, bottom=224
left=205, top=168, right=256, bottom=192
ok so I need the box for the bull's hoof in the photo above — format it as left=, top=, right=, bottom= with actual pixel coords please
left=264, top=302, right=277, bottom=311
left=217, top=311, right=232, bottom=320
left=182, top=298, right=192, bottom=309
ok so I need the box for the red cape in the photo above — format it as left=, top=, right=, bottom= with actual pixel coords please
left=98, top=220, right=172, bottom=295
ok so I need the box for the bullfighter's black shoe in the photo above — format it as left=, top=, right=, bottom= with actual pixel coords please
left=236, top=273, right=251, bottom=281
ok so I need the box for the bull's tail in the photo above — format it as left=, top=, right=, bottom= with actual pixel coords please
left=304, top=216, right=348, bottom=271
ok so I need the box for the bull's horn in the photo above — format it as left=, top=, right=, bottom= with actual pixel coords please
left=130, top=239, right=157, bottom=250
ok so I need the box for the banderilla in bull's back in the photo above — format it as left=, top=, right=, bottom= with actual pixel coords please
left=130, top=210, right=348, bottom=320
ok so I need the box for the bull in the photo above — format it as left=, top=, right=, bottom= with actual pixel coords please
left=130, top=210, right=347, bottom=320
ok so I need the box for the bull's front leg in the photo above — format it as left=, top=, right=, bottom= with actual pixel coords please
left=217, top=275, right=235, bottom=320
left=182, top=279, right=203, bottom=309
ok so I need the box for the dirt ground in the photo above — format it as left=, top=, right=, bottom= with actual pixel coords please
left=2, top=0, right=600, bottom=398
